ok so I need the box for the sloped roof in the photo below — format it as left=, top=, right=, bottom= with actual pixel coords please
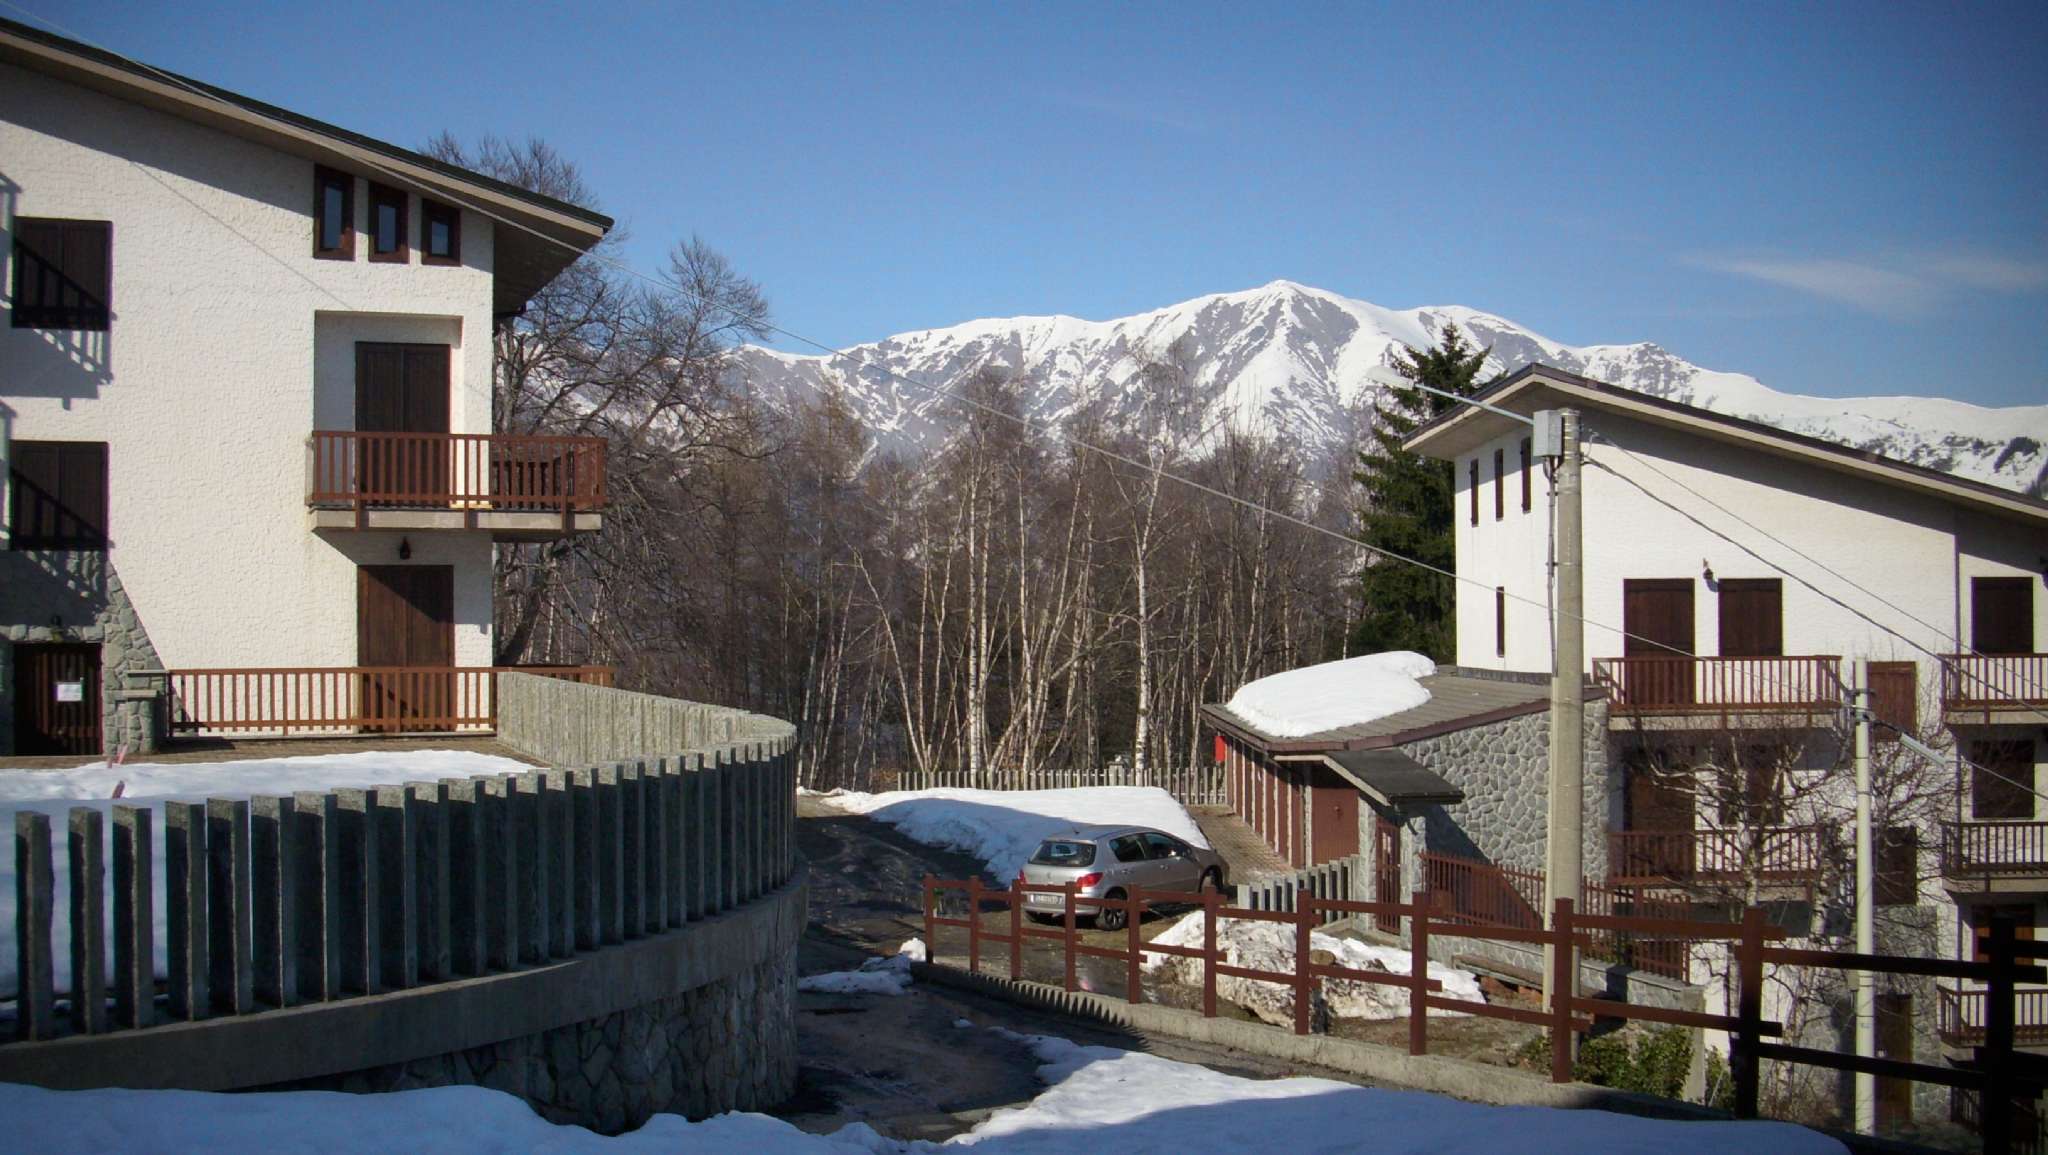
left=1402, top=364, right=2048, bottom=526
left=0, top=16, right=612, bottom=315
left=1203, top=669, right=1552, bottom=753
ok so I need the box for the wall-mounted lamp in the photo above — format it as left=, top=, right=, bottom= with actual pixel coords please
left=398, top=537, right=412, bottom=561
left=1701, top=559, right=1715, bottom=584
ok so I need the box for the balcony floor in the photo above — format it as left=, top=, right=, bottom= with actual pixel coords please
left=308, top=507, right=602, bottom=538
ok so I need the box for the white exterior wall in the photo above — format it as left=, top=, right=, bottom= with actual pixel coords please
left=1, top=62, right=499, bottom=671
left=1452, top=429, right=1550, bottom=672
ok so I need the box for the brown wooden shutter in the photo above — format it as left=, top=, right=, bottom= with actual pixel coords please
left=1717, top=578, right=1784, bottom=657
left=1868, top=660, right=1917, bottom=741
left=1972, top=576, right=2035, bottom=654
left=8, top=441, right=106, bottom=549
left=1493, top=448, right=1504, bottom=520
left=11, top=219, right=110, bottom=330
left=1875, top=826, right=1917, bottom=905
left=1468, top=459, right=1478, bottom=525
left=1971, top=739, right=2036, bottom=820
left=1520, top=437, right=1532, bottom=511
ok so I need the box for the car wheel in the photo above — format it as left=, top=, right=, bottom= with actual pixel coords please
left=1096, top=890, right=1129, bottom=931
left=1199, top=868, right=1223, bottom=896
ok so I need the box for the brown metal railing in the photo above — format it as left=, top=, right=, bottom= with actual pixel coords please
left=1592, top=655, right=1840, bottom=715
left=924, top=879, right=2046, bottom=1139
left=1937, top=985, right=2048, bottom=1046
left=1942, top=821, right=2048, bottom=876
left=1607, top=826, right=1827, bottom=886
left=1953, top=1086, right=2048, bottom=1155
left=167, top=666, right=613, bottom=735
left=306, top=431, right=607, bottom=519
left=1942, top=653, right=2048, bottom=711
left=1418, top=851, right=1694, bottom=979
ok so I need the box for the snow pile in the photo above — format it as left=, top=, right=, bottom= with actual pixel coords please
left=797, top=939, right=927, bottom=997
left=1141, top=911, right=1484, bottom=1026
left=817, top=786, right=1207, bottom=879
left=0, top=750, right=530, bottom=993
left=0, top=1028, right=1846, bottom=1153
left=1223, top=652, right=1434, bottom=738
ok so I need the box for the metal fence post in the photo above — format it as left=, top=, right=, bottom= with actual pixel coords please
left=1293, top=897, right=1314, bottom=1035
left=967, top=875, right=983, bottom=974
left=1201, top=888, right=1220, bottom=1019
left=1984, top=915, right=2019, bottom=1154
left=1550, top=897, right=1576, bottom=1083
left=1733, top=904, right=1767, bottom=1118
left=1126, top=886, right=1143, bottom=1005
left=1410, top=889, right=1430, bottom=1056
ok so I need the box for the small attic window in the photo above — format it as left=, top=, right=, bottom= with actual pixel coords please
left=367, top=182, right=408, bottom=263
left=314, top=166, right=354, bottom=259
left=421, top=198, right=460, bottom=266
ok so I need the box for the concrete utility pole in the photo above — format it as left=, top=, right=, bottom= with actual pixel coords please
left=1852, top=657, right=1876, bottom=1133
left=1543, top=408, right=1584, bottom=1019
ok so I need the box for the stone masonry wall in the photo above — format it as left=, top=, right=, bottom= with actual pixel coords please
left=1397, top=695, right=1612, bottom=880
left=260, top=952, right=797, bottom=1135
left=0, top=548, right=165, bottom=755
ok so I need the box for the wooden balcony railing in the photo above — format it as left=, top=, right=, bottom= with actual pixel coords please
left=1592, top=655, right=1840, bottom=716
left=1937, top=985, right=2048, bottom=1047
left=167, top=666, right=613, bottom=735
left=1942, top=653, right=2048, bottom=711
left=1608, top=826, right=1828, bottom=886
left=306, top=432, right=606, bottom=519
left=1942, top=821, right=2048, bottom=876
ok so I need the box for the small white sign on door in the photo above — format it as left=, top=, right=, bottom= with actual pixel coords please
left=55, top=681, right=85, bottom=703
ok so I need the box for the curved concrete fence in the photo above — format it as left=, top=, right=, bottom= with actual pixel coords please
left=4, top=674, right=801, bottom=1133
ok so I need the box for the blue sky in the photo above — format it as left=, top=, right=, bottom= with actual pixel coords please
left=28, top=1, right=2048, bottom=406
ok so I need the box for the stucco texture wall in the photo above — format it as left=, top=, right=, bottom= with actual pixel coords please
left=1, top=60, right=498, bottom=682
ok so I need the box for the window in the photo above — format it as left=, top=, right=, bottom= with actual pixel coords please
left=1109, top=835, right=1146, bottom=864
left=366, top=183, right=408, bottom=262
left=1143, top=832, right=1184, bottom=860
left=1875, top=826, right=1917, bottom=906
left=11, top=219, right=111, bottom=330
left=1468, top=459, right=1479, bottom=526
left=1971, top=903, right=2036, bottom=963
left=1971, top=739, right=2036, bottom=820
left=1493, top=448, right=1504, bottom=520
left=420, top=197, right=460, bottom=265
left=313, top=166, right=354, bottom=259
left=8, top=441, right=107, bottom=550
left=1714, top=746, right=1785, bottom=826
left=1520, top=437, right=1532, bottom=512
left=1971, top=575, right=2034, bottom=654
left=1495, top=586, right=1506, bottom=657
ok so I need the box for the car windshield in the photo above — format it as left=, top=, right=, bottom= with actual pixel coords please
left=1030, top=839, right=1096, bottom=867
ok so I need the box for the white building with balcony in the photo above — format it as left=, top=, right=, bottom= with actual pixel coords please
left=1, top=18, right=611, bottom=757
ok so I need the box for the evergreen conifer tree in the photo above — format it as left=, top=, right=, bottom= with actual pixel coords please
left=1352, top=323, right=1496, bottom=660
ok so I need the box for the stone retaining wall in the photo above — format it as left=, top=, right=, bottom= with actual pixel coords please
left=0, top=548, right=165, bottom=755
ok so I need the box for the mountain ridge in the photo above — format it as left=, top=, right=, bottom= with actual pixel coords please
left=727, top=281, right=2048, bottom=495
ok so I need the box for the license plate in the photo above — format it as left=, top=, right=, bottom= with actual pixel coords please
left=1027, top=892, right=1063, bottom=907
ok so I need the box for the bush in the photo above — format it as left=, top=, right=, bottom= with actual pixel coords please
left=1517, top=1027, right=1695, bottom=1101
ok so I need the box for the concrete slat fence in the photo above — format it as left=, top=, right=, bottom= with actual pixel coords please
left=1232, top=854, right=1367, bottom=927
left=7, top=681, right=799, bottom=1047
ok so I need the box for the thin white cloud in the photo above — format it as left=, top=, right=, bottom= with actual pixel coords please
left=1686, top=249, right=2048, bottom=318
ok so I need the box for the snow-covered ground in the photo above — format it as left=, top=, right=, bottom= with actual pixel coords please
left=798, top=939, right=926, bottom=996
left=813, top=786, right=1208, bottom=880
left=1142, top=911, right=1484, bottom=1025
left=0, top=1025, right=1845, bottom=1153
left=0, top=750, right=531, bottom=993
left=1223, top=651, right=1434, bottom=738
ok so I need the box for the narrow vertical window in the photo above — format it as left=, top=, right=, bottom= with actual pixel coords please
left=1469, top=459, right=1479, bottom=526
left=1495, top=586, right=1506, bottom=657
left=367, top=183, right=408, bottom=262
left=420, top=198, right=461, bottom=266
left=1493, top=448, right=1505, bottom=520
left=1520, top=437, right=1532, bottom=512
left=313, top=165, right=354, bottom=259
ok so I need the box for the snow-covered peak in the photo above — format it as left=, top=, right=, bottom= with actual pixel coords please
left=727, top=283, right=2048, bottom=494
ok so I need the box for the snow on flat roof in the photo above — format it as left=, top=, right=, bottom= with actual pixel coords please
left=1223, top=651, right=1435, bottom=739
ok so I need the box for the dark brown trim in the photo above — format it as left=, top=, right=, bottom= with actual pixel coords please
left=419, top=197, right=460, bottom=266
left=313, top=164, right=354, bottom=260
left=1493, top=448, right=1505, bottom=520
left=1495, top=586, right=1507, bottom=657
left=366, top=181, right=408, bottom=263
left=1520, top=437, right=1532, bottom=512
left=1468, top=458, right=1479, bottom=526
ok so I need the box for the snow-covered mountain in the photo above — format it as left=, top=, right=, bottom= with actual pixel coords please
left=729, top=281, right=2048, bottom=495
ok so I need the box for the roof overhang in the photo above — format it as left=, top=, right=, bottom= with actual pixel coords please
left=1401, top=364, right=2048, bottom=527
left=1275, top=748, right=1465, bottom=807
left=0, top=17, right=612, bottom=315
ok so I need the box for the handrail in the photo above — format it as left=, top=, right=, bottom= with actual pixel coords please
left=306, top=431, right=607, bottom=515
left=1608, top=826, right=1828, bottom=885
left=1941, top=653, right=2048, bottom=709
left=1941, top=820, right=2048, bottom=875
left=167, top=666, right=613, bottom=735
left=1592, top=654, right=1840, bottom=714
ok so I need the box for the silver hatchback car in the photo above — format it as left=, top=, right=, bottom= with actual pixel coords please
left=1018, top=825, right=1228, bottom=930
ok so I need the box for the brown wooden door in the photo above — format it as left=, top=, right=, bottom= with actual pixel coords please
left=1374, top=815, right=1401, bottom=933
left=1717, top=578, right=1783, bottom=657
left=1972, top=576, right=2035, bottom=654
left=1310, top=767, right=1360, bottom=864
left=1623, top=579, right=1695, bottom=705
left=1624, top=754, right=1696, bottom=879
left=355, top=343, right=451, bottom=504
left=11, top=643, right=101, bottom=755
left=1875, top=993, right=1912, bottom=1127
left=358, top=565, right=454, bottom=730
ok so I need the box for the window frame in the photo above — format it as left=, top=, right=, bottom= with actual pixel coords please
left=1493, top=448, right=1505, bottom=520
left=420, top=197, right=461, bottom=266
left=1495, top=586, right=1506, bottom=657
left=10, top=218, right=112, bottom=331
left=313, top=165, right=355, bottom=260
left=366, top=182, right=409, bottom=263
left=1520, top=437, right=1532, bottom=512
left=7, top=440, right=109, bottom=551
left=1468, top=459, right=1479, bottom=526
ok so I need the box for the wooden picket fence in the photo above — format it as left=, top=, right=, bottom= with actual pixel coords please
left=923, top=877, right=2045, bottom=1150
left=896, top=764, right=1226, bottom=807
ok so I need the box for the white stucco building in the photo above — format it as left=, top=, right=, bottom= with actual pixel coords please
left=1, top=19, right=611, bottom=756
left=1406, top=363, right=2048, bottom=1126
